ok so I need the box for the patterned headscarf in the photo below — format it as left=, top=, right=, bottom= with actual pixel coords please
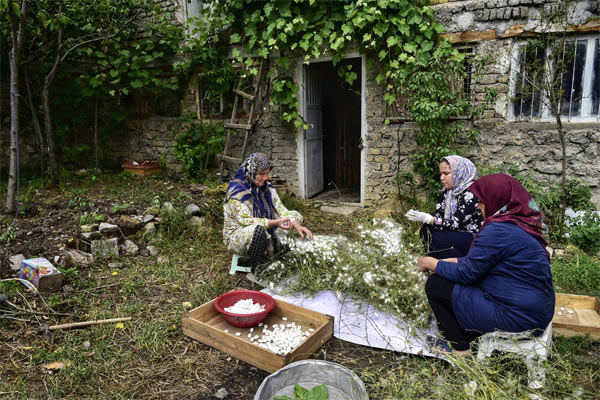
left=225, top=153, right=278, bottom=234
left=441, top=155, right=478, bottom=220
left=468, top=173, right=548, bottom=258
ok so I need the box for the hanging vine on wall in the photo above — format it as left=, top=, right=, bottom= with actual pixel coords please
left=192, top=0, right=495, bottom=189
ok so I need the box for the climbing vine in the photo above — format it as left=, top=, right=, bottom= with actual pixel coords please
left=194, top=0, right=494, bottom=188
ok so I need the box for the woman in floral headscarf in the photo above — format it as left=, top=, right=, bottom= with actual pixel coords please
left=417, top=174, right=554, bottom=355
left=405, top=155, right=484, bottom=258
left=223, top=153, right=312, bottom=268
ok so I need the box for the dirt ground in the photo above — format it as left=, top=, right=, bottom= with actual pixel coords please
left=1, top=172, right=599, bottom=399
left=0, top=173, right=388, bottom=399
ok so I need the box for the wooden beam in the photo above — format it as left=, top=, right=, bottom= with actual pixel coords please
left=501, top=18, right=600, bottom=38
left=441, top=29, right=497, bottom=44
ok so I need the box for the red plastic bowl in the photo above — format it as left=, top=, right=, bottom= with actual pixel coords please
left=214, top=290, right=275, bottom=328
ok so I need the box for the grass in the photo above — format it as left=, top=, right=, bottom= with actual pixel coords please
left=0, top=172, right=599, bottom=399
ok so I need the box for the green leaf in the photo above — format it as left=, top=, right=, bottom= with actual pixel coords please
left=307, top=384, right=328, bottom=400
left=130, top=80, right=143, bottom=89
left=230, top=33, right=241, bottom=44
left=386, top=36, right=397, bottom=47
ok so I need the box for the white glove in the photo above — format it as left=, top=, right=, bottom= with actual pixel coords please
left=404, top=209, right=434, bottom=224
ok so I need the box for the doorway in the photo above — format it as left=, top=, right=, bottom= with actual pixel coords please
left=302, top=57, right=363, bottom=203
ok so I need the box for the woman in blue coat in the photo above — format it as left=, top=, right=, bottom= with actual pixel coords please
left=417, top=174, right=555, bottom=355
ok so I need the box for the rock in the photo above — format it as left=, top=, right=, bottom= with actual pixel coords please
left=142, top=214, right=155, bottom=223
left=108, top=262, right=123, bottom=269
left=53, top=255, right=61, bottom=264
left=120, top=240, right=139, bottom=256
left=63, top=248, right=94, bottom=266
left=189, top=184, right=208, bottom=194
left=9, top=254, right=26, bottom=271
left=62, top=285, right=74, bottom=294
left=157, top=255, right=169, bottom=264
left=144, top=206, right=160, bottom=216
left=80, top=224, right=97, bottom=233
left=76, top=169, right=88, bottom=175
left=118, top=215, right=143, bottom=230
left=143, top=222, right=157, bottom=236
left=146, top=245, right=160, bottom=256
left=98, top=223, right=119, bottom=234
left=82, top=232, right=102, bottom=240
left=91, top=238, right=119, bottom=258
left=162, top=202, right=175, bottom=212
left=185, top=203, right=201, bottom=216
left=215, top=388, right=228, bottom=399
left=554, top=249, right=565, bottom=257
left=190, top=216, right=206, bottom=227
left=82, top=340, right=91, bottom=349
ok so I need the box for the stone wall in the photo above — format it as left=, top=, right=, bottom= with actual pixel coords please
left=112, top=0, right=599, bottom=205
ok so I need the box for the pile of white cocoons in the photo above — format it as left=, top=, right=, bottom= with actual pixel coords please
left=225, top=298, right=266, bottom=314
left=254, top=322, right=314, bottom=355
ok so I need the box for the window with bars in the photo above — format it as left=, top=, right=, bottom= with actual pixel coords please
left=198, top=84, right=224, bottom=118
left=510, top=35, right=600, bottom=121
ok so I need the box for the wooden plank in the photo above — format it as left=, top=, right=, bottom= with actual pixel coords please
left=441, top=29, right=496, bottom=43
left=232, top=88, right=255, bottom=101
left=217, top=154, right=242, bottom=164
left=224, top=122, right=252, bottom=131
left=555, top=293, right=599, bottom=310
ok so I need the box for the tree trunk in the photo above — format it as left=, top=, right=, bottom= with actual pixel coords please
left=43, top=28, right=63, bottom=188
left=94, top=95, right=99, bottom=175
left=25, top=68, right=46, bottom=174
left=557, top=116, right=567, bottom=235
left=5, top=0, right=27, bottom=214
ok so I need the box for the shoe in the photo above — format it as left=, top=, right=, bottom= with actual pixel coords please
left=426, top=336, right=472, bottom=357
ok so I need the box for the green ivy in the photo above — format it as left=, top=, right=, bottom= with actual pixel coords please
left=193, top=0, right=492, bottom=190
left=173, top=115, right=226, bottom=180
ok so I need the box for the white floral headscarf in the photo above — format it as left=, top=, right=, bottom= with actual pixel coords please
left=441, top=155, right=478, bottom=219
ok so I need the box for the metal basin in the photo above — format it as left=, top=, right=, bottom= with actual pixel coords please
left=254, top=359, right=369, bottom=400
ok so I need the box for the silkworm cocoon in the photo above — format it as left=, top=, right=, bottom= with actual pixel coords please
left=235, top=332, right=241, bottom=336
left=558, top=311, right=563, bottom=316
left=224, top=329, right=229, bottom=334
left=282, top=317, right=288, bottom=321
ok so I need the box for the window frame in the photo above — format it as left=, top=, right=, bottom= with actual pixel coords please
left=508, top=34, right=600, bottom=122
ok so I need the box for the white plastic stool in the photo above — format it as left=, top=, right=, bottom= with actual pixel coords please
left=477, top=322, right=552, bottom=389
left=229, top=253, right=251, bottom=275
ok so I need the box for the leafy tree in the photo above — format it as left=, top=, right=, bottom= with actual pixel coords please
left=2, top=0, right=27, bottom=214
left=512, top=0, right=593, bottom=236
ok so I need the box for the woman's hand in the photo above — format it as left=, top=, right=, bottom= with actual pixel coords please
left=270, top=217, right=292, bottom=229
left=405, top=209, right=434, bottom=225
left=291, top=220, right=313, bottom=240
left=417, top=256, right=438, bottom=273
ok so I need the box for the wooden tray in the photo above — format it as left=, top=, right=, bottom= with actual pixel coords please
left=122, top=160, right=162, bottom=176
left=553, top=293, right=600, bottom=340
left=182, top=297, right=334, bottom=373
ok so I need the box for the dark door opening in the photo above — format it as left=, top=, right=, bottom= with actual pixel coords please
left=309, top=58, right=361, bottom=203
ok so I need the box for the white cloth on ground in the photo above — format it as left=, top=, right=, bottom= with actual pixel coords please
left=262, top=288, right=442, bottom=359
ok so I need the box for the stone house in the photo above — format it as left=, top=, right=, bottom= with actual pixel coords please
left=106, top=1, right=600, bottom=206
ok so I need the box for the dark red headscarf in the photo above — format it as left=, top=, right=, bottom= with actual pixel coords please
left=468, top=173, right=548, bottom=257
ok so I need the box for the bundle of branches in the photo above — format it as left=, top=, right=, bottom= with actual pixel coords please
left=258, top=219, right=431, bottom=327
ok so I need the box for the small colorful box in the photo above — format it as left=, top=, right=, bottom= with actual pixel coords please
left=19, top=257, right=62, bottom=292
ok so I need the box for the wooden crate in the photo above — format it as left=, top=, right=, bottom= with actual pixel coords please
left=122, top=160, right=162, bottom=176
left=553, top=293, right=600, bottom=340
left=182, top=297, right=333, bottom=373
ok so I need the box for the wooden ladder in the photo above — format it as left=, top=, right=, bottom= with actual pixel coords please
left=218, top=58, right=266, bottom=182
